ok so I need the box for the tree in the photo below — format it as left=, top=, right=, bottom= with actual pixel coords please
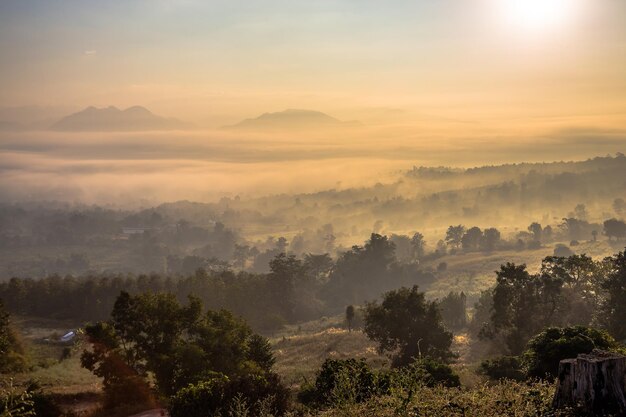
left=81, top=292, right=279, bottom=407
left=604, top=218, right=626, bottom=241
left=0, top=300, right=27, bottom=373
left=481, top=263, right=564, bottom=355
left=560, top=217, right=593, bottom=241
left=540, top=254, right=603, bottom=325
left=345, top=305, right=355, bottom=332
left=461, top=227, right=482, bottom=251
left=481, top=228, right=501, bottom=252
left=410, top=232, right=426, bottom=261
left=364, top=286, right=454, bottom=366
left=553, top=244, right=574, bottom=258
left=573, top=204, right=588, bottom=221
left=528, top=222, right=542, bottom=242
left=233, top=244, right=252, bottom=270
left=303, top=253, right=333, bottom=282
left=324, top=233, right=403, bottom=307
left=613, top=198, right=626, bottom=217
left=438, top=292, right=467, bottom=330
left=602, top=249, right=626, bottom=341
left=445, top=225, right=465, bottom=250
left=268, top=253, right=305, bottom=321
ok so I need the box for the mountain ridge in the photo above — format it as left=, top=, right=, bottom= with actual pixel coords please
left=51, top=105, right=188, bottom=131
left=226, top=109, right=359, bottom=130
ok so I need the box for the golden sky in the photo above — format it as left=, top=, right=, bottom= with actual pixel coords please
left=0, top=0, right=625, bottom=129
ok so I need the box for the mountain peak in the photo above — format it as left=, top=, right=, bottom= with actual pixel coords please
left=227, top=109, right=355, bottom=130
left=51, top=105, right=187, bottom=131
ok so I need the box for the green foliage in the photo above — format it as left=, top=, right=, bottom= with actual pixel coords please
left=302, top=359, right=379, bottom=406
left=437, top=292, right=467, bottom=331
left=0, top=380, right=34, bottom=417
left=247, top=334, right=275, bottom=372
left=481, top=262, right=564, bottom=355
left=522, top=326, right=619, bottom=380
left=445, top=225, right=465, bottom=250
left=81, top=322, right=155, bottom=410
left=302, top=357, right=460, bottom=409
left=168, top=372, right=290, bottom=417
left=394, top=358, right=460, bottom=388
left=0, top=380, right=61, bottom=417
left=345, top=305, right=355, bottom=332
left=0, top=301, right=28, bottom=373
left=364, top=286, right=454, bottom=366
left=602, top=249, right=626, bottom=341
left=479, top=356, right=525, bottom=381
left=315, top=380, right=564, bottom=417
left=81, top=292, right=278, bottom=409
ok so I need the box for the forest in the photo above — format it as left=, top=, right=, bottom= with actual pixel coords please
left=1, top=155, right=626, bottom=416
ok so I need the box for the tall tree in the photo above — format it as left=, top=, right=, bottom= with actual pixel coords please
left=602, top=250, right=626, bottom=341
left=410, top=232, right=426, bottom=261
left=445, top=225, right=465, bottom=250
left=364, top=286, right=454, bottom=366
left=481, top=263, right=564, bottom=355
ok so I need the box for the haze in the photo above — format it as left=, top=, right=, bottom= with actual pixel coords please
left=0, top=0, right=625, bottom=205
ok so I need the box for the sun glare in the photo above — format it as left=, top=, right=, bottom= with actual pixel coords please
left=494, top=0, right=582, bottom=35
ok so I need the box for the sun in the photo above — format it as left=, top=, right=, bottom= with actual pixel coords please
left=494, top=0, right=582, bottom=35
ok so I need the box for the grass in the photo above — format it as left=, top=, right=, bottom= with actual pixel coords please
left=272, top=325, right=388, bottom=387
left=307, top=380, right=566, bottom=417
left=10, top=316, right=101, bottom=395
left=423, top=240, right=616, bottom=299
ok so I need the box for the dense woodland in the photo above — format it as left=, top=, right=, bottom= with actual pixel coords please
left=1, top=155, right=626, bottom=278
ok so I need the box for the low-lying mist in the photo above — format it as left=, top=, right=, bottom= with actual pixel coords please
left=1, top=123, right=625, bottom=206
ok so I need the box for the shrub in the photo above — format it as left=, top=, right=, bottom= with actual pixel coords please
left=401, top=358, right=460, bottom=388
left=522, top=326, right=619, bottom=380
left=479, top=356, right=525, bottom=381
left=553, top=244, right=574, bottom=257
left=169, top=372, right=290, bottom=417
left=302, top=357, right=460, bottom=409
left=302, top=358, right=379, bottom=406
left=0, top=380, right=34, bottom=417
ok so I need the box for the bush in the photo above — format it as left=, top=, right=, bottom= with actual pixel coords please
left=301, top=358, right=379, bottom=406
left=523, top=326, right=619, bottom=380
left=403, top=358, right=460, bottom=388
left=479, top=356, right=525, bottom=381
left=301, top=357, right=460, bottom=409
left=0, top=380, right=34, bottom=417
left=553, top=244, right=574, bottom=257
left=169, top=372, right=290, bottom=417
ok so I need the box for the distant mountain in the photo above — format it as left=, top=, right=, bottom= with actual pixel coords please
left=226, top=109, right=358, bottom=130
left=51, top=106, right=188, bottom=131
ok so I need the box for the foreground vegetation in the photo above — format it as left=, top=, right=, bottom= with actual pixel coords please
left=1, top=234, right=625, bottom=415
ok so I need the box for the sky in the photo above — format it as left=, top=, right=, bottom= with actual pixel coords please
left=1, top=0, right=625, bottom=128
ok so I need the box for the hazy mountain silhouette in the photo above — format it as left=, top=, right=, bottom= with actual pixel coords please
left=51, top=106, right=188, bottom=131
left=226, top=109, right=358, bottom=130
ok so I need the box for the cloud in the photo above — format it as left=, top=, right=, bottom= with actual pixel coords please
left=83, top=50, right=97, bottom=55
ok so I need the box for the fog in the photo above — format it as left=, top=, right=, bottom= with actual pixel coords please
left=1, top=124, right=625, bottom=206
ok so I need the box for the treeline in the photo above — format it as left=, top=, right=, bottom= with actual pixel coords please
left=0, top=234, right=435, bottom=332
left=472, top=250, right=626, bottom=364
